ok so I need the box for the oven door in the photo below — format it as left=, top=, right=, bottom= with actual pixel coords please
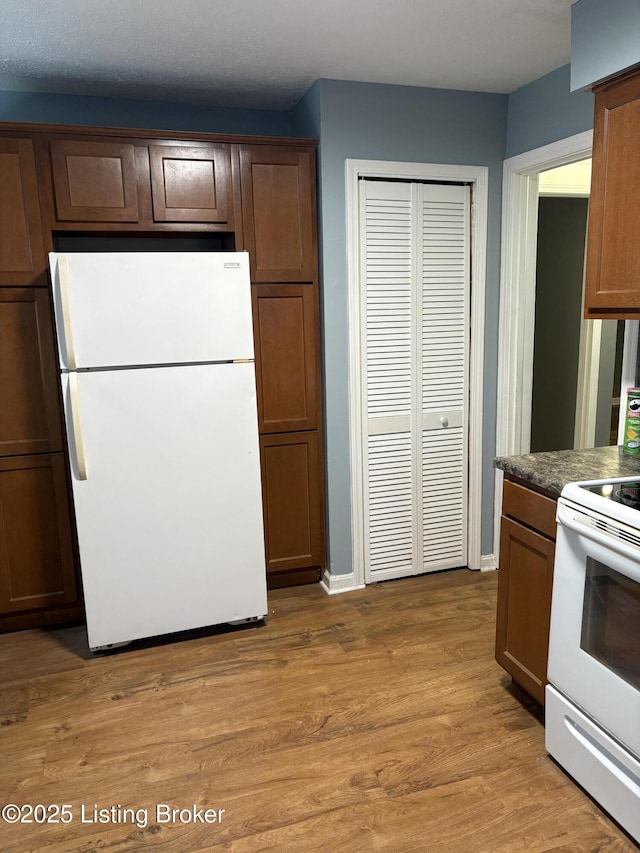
left=548, top=499, right=640, bottom=758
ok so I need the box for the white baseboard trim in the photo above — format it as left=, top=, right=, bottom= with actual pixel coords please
left=320, top=570, right=366, bottom=595
left=479, top=554, right=497, bottom=572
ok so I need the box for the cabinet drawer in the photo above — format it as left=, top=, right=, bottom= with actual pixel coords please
left=502, top=480, right=557, bottom=539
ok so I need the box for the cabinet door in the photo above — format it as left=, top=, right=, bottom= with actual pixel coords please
left=0, top=288, right=63, bottom=456
left=50, top=140, right=139, bottom=222
left=585, top=71, right=640, bottom=317
left=0, top=137, right=47, bottom=285
left=252, top=284, right=319, bottom=432
left=239, top=146, right=317, bottom=281
left=149, top=144, right=232, bottom=224
left=0, top=454, right=77, bottom=614
left=495, top=516, right=554, bottom=704
left=260, top=431, right=324, bottom=575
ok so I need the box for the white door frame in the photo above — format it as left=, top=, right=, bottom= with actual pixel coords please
left=346, top=159, right=488, bottom=587
left=494, top=130, right=593, bottom=557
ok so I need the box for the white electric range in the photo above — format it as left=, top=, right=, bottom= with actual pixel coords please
left=547, top=476, right=640, bottom=844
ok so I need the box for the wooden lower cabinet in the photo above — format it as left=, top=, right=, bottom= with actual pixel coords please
left=0, top=454, right=78, bottom=622
left=260, top=431, right=324, bottom=586
left=495, top=478, right=557, bottom=705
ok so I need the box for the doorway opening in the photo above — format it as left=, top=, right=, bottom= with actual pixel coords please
left=530, top=158, right=625, bottom=453
left=495, top=130, right=639, bottom=556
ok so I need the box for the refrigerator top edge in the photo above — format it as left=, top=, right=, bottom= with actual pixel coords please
left=48, top=250, right=249, bottom=262
left=49, top=251, right=255, bottom=370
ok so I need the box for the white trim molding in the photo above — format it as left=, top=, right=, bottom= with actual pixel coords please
left=320, top=570, right=365, bottom=595
left=346, top=158, right=489, bottom=588
left=494, top=130, right=594, bottom=558
left=480, top=554, right=497, bottom=572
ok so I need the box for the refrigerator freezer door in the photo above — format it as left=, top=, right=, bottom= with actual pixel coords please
left=61, top=362, right=267, bottom=649
left=50, top=252, right=254, bottom=369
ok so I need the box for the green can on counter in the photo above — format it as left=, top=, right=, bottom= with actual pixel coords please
left=623, top=388, right=640, bottom=453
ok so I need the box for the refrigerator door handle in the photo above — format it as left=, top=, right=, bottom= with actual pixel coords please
left=68, top=373, right=88, bottom=480
left=58, top=254, right=78, bottom=370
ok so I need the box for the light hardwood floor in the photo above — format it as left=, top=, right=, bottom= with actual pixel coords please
left=0, top=569, right=636, bottom=852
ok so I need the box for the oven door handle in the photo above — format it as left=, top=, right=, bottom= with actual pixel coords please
left=557, top=504, right=640, bottom=583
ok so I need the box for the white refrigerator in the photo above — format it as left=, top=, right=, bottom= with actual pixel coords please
left=49, top=251, right=268, bottom=651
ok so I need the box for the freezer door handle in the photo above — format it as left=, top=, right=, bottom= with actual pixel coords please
left=58, top=254, right=78, bottom=370
left=68, top=373, right=88, bottom=480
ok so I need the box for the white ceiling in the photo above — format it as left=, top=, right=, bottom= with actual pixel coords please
left=0, top=0, right=577, bottom=111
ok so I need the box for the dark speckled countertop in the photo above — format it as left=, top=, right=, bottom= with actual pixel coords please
left=494, top=445, right=640, bottom=496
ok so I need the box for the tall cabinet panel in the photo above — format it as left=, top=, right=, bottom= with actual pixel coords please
left=0, top=138, right=47, bottom=285
left=0, top=131, right=80, bottom=632
left=239, top=143, right=325, bottom=587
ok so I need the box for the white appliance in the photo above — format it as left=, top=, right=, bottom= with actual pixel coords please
left=49, top=252, right=267, bottom=651
left=547, top=476, right=640, bottom=843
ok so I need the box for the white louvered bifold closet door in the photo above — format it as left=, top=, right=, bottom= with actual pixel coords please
left=360, top=180, right=470, bottom=582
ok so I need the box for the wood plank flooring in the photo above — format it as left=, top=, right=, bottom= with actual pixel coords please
left=0, top=569, right=636, bottom=852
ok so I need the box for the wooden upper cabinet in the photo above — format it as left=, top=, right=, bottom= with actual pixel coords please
left=239, top=145, right=317, bottom=281
left=585, top=69, right=640, bottom=317
left=0, top=288, right=63, bottom=457
left=50, top=139, right=140, bottom=222
left=149, top=143, right=232, bottom=224
left=252, top=284, right=320, bottom=432
left=0, top=453, right=77, bottom=614
left=0, top=137, right=46, bottom=285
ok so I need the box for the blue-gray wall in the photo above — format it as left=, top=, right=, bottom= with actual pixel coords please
left=506, top=65, right=594, bottom=158
left=296, top=79, right=508, bottom=575
left=572, top=0, right=640, bottom=91
left=0, top=89, right=293, bottom=137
